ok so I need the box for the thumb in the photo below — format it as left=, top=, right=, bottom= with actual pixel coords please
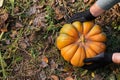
left=84, top=58, right=96, bottom=63
left=84, top=53, right=105, bottom=63
left=84, top=56, right=103, bottom=63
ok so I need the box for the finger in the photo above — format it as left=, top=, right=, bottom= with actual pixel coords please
left=84, top=58, right=98, bottom=63
left=67, top=18, right=75, bottom=23
left=82, top=63, right=106, bottom=70
left=67, top=14, right=79, bottom=23
left=84, top=55, right=104, bottom=63
left=67, top=18, right=80, bottom=23
left=84, top=58, right=102, bottom=63
left=67, top=12, right=84, bottom=23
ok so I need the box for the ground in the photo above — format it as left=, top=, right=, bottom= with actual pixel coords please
left=0, top=0, right=120, bottom=80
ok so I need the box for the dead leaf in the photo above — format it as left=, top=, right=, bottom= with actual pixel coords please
left=58, top=0, right=63, bottom=6
left=1, top=27, right=7, bottom=32
left=48, top=35, right=54, bottom=44
left=39, top=70, right=47, bottom=80
left=91, top=72, right=95, bottom=78
left=42, top=56, right=48, bottom=63
left=15, top=22, right=23, bottom=28
left=10, top=30, right=18, bottom=38
left=65, top=76, right=74, bottom=80
left=28, top=5, right=37, bottom=15
left=28, top=4, right=44, bottom=15
left=93, top=75, right=104, bottom=80
left=41, top=56, right=48, bottom=68
left=29, top=32, right=36, bottom=42
left=33, top=13, right=46, bottom=27
left=36, top=5, right=44, bottom=10
left=84, top=0, right=89, bottom=3
left=51, top=75, right=59, bottom=80
left=41, top=61, right=48, bottom=68
left=5, top=40, right=10, bottom=44
left=54, top=6, right=64, bottom=20
left=19, top=42, right=27, bottom=49
left=0, top=10, right=8, bottom=27
left=14, top=6, right=19, bottom=13
left=69, top=0, right=75, bottom=3
left=47, top=0, right=55, bottom=6
left=50, top=59, right=58, bottom=70
left=0, top=12, right=8, bottom=22
left=0, top=0, right=4, bottom=7
left=29, top=20, right=33, bottom=25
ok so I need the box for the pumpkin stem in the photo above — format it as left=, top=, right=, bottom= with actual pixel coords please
left=81, top=35, right=84, bottom=42
left=76, top=35, right=85, bottom=44
left=77, top=38, right=81, bottom=43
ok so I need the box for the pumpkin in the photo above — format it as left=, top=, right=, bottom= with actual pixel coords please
left=56, top=21, right=107, bottom=67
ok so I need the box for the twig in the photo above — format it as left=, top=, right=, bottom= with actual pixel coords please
left=43, top=45, right=48, bottom=55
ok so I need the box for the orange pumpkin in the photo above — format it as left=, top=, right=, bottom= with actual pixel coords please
left=56, top=21, right=107, bottom=67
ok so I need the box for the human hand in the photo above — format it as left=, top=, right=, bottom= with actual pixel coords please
left=67, top=9, right=96, bottom=23
left=82, top=52, right=113, bottom=70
